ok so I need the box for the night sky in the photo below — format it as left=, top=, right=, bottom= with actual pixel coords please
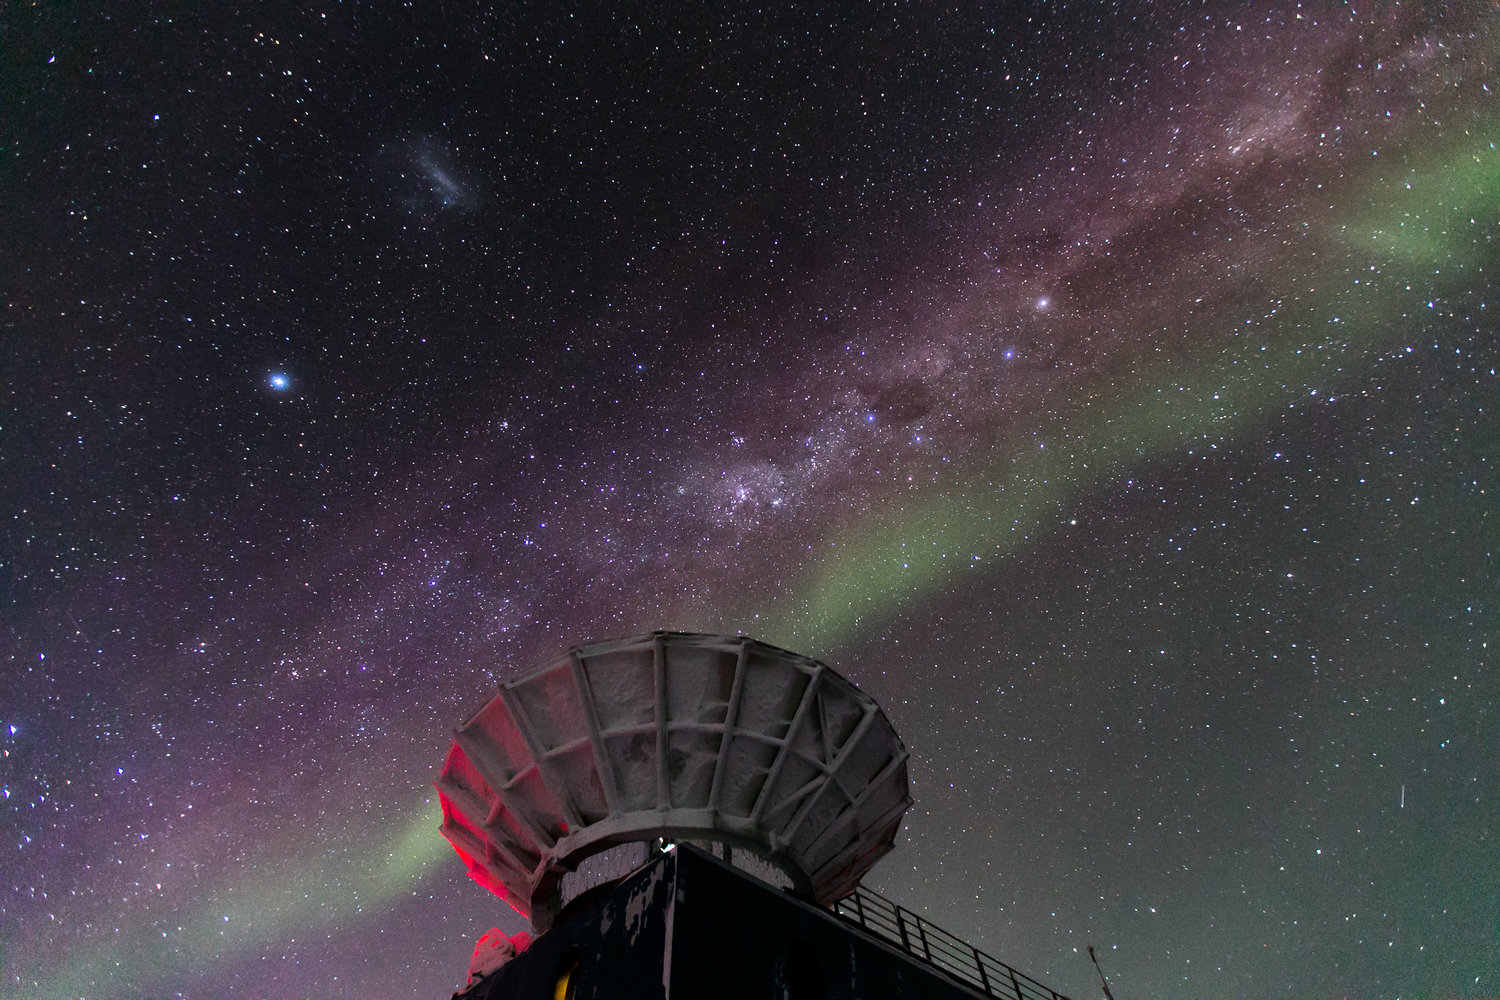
left=4, top=3, right=1497, bottom=998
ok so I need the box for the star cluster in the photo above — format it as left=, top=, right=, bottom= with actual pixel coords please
left=4, top=4, right=1496, bottom=998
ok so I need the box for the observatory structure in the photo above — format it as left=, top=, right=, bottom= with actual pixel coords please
left=437, top=631, right=1074, bottom=1000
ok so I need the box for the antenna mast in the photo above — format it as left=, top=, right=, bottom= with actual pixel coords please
left=1088, top=945, right=1116, bottom=1000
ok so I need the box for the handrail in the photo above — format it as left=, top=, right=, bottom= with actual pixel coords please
left=833, top=885, right=1073, bottom=1000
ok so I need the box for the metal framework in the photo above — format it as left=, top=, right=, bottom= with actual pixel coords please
left=437, top=631, right=911, bottom=930
left=834, top=885, right=1075, bottom=1000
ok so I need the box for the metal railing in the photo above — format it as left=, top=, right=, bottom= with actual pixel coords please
left=833, top=886, right=1073, bottom=1000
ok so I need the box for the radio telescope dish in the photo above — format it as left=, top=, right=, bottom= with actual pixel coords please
left=436, top=631, right=911, bottom=930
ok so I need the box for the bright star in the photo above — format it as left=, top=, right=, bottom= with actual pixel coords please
left=268, top=371, right=291, bottom=392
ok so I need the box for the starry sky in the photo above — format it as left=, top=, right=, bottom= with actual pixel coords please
left=4, top=3, right=1496, bottom=998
